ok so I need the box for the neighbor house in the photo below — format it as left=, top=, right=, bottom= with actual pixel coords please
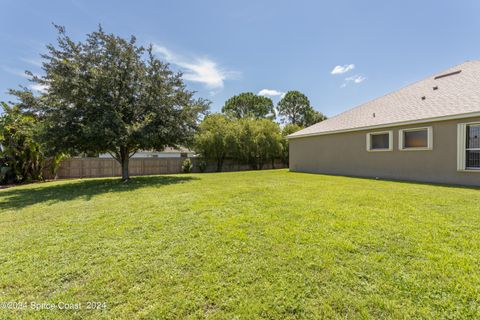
left=99, top=147, right=195, bottom=159
left=288, top=61, right=480, bottom=186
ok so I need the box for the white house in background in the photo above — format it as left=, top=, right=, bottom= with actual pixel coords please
left=99, top=147, right=195, bottom=159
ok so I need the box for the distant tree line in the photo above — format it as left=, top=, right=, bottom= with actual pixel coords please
left=0, top=25, right=326, bottom=183
left=194, top=91, right=325, bottom=172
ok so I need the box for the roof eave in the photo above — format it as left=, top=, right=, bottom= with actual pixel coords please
left=287, top=111, right=480, bottom=139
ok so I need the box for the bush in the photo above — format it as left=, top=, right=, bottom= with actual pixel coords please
left=0, top=103, right=45, bottom=184
left=0, top=166, right=14, bottom=184
left=197, top=158, right=207, bottom=173
left=182, top=158, right=193, bottom=173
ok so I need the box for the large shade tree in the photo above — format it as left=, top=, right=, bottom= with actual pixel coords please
left=12, top=25, right=208, bottom=181
left=222, top=92, right=275, bottom=119
left=277, top=90, right=326, bottom=127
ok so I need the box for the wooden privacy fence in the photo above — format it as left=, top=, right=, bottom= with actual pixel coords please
left=55, top=157, right=287, bottom=179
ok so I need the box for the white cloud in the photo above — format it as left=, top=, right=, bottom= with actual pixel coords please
left=346, top=75, right=366, bottom=83
left=331, top=64, right=355, bottom=75
left=258, top=89, right=284, bottom=97
left=152, top=44, right=239, bottom=89
left=1, top=66, right=47, bottom=92
left=20, top=58, right=43, bottom=68
left=341, top=75, right=366, bottom=88
left=1, top=66, right=28, bottom=78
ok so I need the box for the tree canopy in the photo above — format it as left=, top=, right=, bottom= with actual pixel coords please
left=194, top=115, right=284, bottom=171
left=233, top=118, right=282, bottom=170
left=11, top=25, right=209, bottom=180
left=277, top=90, right=326, bottom=127
left=221, top=92, right=275, bottom=119
left=304, top=109, right=327, bottom=127
left=194, top=114, right=236, bottom=172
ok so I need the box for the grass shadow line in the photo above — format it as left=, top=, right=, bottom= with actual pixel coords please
left=0, top=175, right=199, bottom=211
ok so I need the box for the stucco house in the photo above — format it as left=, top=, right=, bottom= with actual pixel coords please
left=288, top=61, right=480, bottom=186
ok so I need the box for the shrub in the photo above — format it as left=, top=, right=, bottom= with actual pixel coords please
left=182, top=158, right=193, bottom=173
left=0, top=166, right=14, bottom=184
left=0, top=103, right=45, bottom=184
left=197, top=158, right=207, bottom=173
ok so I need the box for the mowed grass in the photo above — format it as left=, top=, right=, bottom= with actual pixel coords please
left=1, top=170, right=480, bottom=319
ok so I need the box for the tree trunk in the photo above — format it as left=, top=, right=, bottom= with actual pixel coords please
left=250, top=160, right=257, bottom=170
left=119, top=146, right=130, bottom=181
left=121, top=156, right=129, bottom=181
left=216, top=158, right=223, bottom=172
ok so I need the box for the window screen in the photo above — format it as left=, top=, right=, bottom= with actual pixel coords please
left=403, top=129, right=428, bottom=148
left=370, top=133, right=390, bottom=150
left=467, top=125, right=480, bottom=149
left=466, top=125, right=480, bottom=169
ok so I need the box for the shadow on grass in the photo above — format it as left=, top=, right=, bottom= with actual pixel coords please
left=0, top=175, right=198, bottom=211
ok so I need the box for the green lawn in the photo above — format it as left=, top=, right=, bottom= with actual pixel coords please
left=1, top=170, right=479, bottom=319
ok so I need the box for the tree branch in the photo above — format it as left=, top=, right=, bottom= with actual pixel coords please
left=128, top=149, right=138, bottom=158
left=107, top=150, right=120, bottom=162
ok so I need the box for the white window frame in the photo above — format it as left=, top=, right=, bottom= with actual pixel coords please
left=457, top=122, right=480, bottom=172
left=398, top=126, right=433, bottom=151
left=366, top=131, right=393, bottom=152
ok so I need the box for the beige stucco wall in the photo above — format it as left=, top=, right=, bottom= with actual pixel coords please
left=289, top=117, right=480, bottom=186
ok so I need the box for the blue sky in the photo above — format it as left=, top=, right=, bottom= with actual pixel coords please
left=1, top=0, right=480, bottom=116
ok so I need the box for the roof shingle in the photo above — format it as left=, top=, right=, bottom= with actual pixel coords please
left=289, top=61, right=480, bottom=138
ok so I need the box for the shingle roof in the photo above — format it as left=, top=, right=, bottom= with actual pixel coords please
left=289, top=61, right=480, bottom=138
left=163, top=146, right=194, bottom=153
